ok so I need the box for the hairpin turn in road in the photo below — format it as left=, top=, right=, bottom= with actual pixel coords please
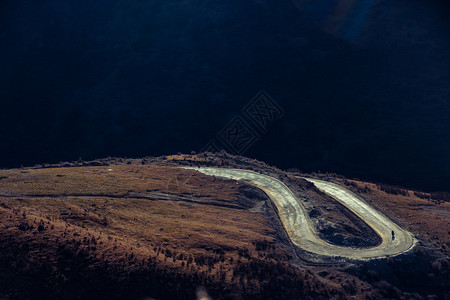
left=185, top=167, right=416, bottom=260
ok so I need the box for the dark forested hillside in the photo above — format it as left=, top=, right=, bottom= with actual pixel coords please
left=0, top=0, right=449, bottom=191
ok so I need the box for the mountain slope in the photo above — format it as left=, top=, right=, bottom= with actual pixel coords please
left=0, top=154, right=448, bottom=299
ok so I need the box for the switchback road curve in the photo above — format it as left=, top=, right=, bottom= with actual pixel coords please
left=185, top=167, right=416, bottom=260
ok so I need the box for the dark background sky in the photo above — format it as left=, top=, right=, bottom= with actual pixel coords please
left=0, top=0, right=448, bottom=192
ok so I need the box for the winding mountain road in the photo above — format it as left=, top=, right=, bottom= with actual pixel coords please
left=185, top=167, right=416, bottom=260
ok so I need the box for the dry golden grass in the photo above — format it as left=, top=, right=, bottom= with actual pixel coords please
left=0, top=164, right=285, bottom=279
left=344, top=179, right=450, bottom=247
left=0, top=162, right=448, bottom=299
left=165, top=154, right=221, bottom=163
left=0, top=165, right=235, bottom=198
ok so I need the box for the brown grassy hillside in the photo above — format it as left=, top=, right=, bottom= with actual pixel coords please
left=0, top=155, right=448, bottom=299
left=0, top=164, right=339, bottom=299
